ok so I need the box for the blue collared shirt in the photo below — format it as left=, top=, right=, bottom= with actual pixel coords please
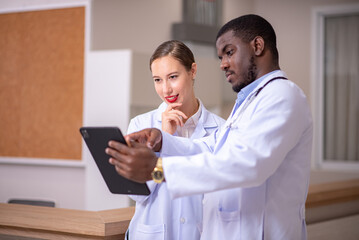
left=232, top=70, right=281, bottom=116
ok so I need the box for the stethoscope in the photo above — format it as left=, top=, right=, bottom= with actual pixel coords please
left=226, top=76, right=288, bottom=129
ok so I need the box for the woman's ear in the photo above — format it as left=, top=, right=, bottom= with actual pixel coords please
left=252, top=36, right=265, bottom=56
left=191, top=62, right=197, bottom=78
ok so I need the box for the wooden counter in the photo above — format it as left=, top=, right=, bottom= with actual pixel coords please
left=1, top=179, right=358, bottom=239
left=306, top=178, right=359, bottom=224
left=306, top=178, right=359, bottom=208
left=0, top=203, right=135, bottom=239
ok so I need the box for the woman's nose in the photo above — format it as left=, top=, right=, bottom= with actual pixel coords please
left=163, top=81, right=172, bottom=94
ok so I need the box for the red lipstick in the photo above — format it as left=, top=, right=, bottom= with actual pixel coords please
left=165, top=94, right=179, bottom=103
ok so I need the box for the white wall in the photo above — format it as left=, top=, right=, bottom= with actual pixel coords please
left=254, top=0, right=359, bottom=101
left=84, top=50, right=132, bottom=210
left=0, top=160, right=85, bottom=209
left=91, top=0, right=182, bottom=54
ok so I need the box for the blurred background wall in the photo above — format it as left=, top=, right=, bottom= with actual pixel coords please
left=0, top=0, right=358, bottom=210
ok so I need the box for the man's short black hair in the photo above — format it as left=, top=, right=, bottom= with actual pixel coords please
left=216, top=14, right=279, bottom=64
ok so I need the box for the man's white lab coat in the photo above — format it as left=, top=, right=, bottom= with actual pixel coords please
left=161, top=70, right=313, bottom=240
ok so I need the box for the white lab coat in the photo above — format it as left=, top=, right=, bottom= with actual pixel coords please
left=161, top=71, right=313, bottom=240
left=127, top=100, right=225, bottom=240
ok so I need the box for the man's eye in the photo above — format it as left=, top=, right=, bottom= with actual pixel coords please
left=154, top=78, right=161, bottom=82
left=169, top=75, right=178, bottom=79
left=227, top=50, right=234, bottom=56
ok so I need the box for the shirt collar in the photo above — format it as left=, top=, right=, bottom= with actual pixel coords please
left=235, top=70, right=281, bottom=104
left=184, top=99, right=202, bottom=127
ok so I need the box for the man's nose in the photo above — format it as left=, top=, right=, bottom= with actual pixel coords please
left=220, top=58, right=229, bottom=71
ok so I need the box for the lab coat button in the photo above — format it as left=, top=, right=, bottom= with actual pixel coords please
left=300, top=204, right=305, bottom=219
left=180, top=217, right=186, bottom=224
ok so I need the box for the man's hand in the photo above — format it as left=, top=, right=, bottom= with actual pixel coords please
left=106, top=140, right=158, bottom=183
left=125, top=128, right=163, bottom=152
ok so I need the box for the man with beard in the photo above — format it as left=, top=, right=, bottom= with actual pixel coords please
left=106, top=14, right=313, bottom=240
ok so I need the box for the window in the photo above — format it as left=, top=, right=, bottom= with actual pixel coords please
left=312, top=4, right=359, bottom=170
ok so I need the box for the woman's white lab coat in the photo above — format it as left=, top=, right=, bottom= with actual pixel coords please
left=127, top=100, right=225, bottom=240
left=161, top=71, right=313, bottom=240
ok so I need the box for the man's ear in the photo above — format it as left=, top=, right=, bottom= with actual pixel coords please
left=252, top=36, right=265, bottom=56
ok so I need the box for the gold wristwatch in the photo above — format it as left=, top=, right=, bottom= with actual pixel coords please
left=151, top=157, right=164, bottom=183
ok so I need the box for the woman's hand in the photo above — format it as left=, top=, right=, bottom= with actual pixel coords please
left=162, top=103, right=188, bottom=134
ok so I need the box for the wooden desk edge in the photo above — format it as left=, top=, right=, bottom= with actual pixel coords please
left=0, top=203, right=135, bottom=237
left=1, top=179, right=359, bottom=236
left=306, top=179, right=359, bottom=208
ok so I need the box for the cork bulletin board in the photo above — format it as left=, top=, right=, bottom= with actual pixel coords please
left=0, top=7, right=85, bottom=160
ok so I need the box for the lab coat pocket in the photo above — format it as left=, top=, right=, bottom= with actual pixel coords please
left=134, top=223, right=165, bottom=240
left=217, top=209, right=241, bottom=238
left=217, top=208, right=241, bottom=221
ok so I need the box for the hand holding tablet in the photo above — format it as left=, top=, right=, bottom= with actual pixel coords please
left=80, top=127, right=150, bottom=195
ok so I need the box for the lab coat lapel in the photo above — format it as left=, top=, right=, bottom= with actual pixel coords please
left=191, top=104, right=217, bottom=139
left=215, top=70, right=288, bottom=152
left=224, top=70, right=288, bottom=130
left=191, top=124, right=207, bottom=139
left=155, top=102, right=167, bottom=127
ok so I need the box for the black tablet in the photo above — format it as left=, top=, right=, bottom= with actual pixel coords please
left=80, top=127, right=150, bottom=195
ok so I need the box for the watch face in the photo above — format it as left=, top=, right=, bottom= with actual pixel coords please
left=153, top=170, right=163, bottom=180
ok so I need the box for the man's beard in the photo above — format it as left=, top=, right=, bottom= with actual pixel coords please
left=232, top=56, right=257, bottom=93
